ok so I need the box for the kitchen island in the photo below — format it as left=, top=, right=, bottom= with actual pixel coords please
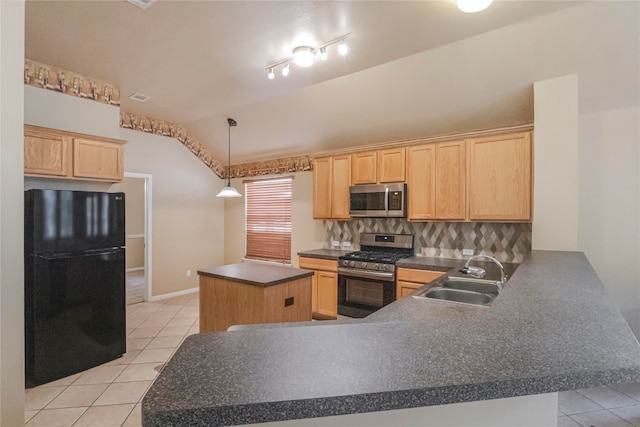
left=144, top=251, right=640, bottom=426
left=197, top=263, right=313, bottom=332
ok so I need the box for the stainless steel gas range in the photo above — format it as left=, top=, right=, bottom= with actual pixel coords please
left=337, top=233, right=414, bottom=318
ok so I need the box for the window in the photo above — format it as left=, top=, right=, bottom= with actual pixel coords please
left=245, top=177, right=292, bottom=263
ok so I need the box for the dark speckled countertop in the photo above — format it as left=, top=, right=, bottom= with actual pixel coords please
left=297, top=248, right=354, bottom=260
left=144, top=251, right=640, bottom=426
left=198, top=263, right=313, bottom=287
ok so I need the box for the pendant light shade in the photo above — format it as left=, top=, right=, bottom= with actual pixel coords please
left=216, top=118, right=242, bottom=198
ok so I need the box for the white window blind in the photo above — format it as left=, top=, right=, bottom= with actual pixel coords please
left=245, top=177, right=292, bottom=263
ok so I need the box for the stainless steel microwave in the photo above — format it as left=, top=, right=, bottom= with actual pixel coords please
left=349, top=183, right=407, bottom=218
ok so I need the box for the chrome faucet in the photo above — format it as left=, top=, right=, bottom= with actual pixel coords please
left=460, top=255, right=506, bottom=289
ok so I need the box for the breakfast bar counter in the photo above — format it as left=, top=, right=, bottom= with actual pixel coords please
left=144, top=251, right=640, bottom=426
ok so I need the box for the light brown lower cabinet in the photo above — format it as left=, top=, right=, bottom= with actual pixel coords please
left=299, top=257, right=338, bottom=319
left=396, top=268, right=445, bottom=299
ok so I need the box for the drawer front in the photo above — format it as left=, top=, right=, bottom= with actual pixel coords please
left=299, top=257, right=338, bottom=273
left=396, top=268, right=444, bottom=284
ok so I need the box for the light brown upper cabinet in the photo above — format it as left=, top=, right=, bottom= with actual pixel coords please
left=352, top=148, right=405, bottom=184
left=407, top=141, right=465, bottom=221
left=24, top=125, right=127, bottom=182
left=313, top=154, right=351, bottom=219
left=24, top=128, right=71, bottom=177
left=406, top=144, right=436, bottom=220
left=378, top=147, right=406, bottom=183
left=467, top=132, right=532, bottom=221
left=351, top=151, right=377, bottom=184
left=436, top=140, right=466, bottom=220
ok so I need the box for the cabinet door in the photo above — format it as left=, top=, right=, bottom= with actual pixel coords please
left=313, top=157, right=332, bottom=219
left=378, top=148, right=406, bottom=183
left=331, top=154, right=351, bottom=219
left=467, top=133, right=532, bottom=221
left=406, top=144, right=436, bottom=220
left=73, top=138, right=123, bottom=181
left=435, top=141, right=466, bottom=220
left=396, top=280, right=423, bottom=299
left=351, top=151, right=377, bottom=184
left=24, top=130, right=71, bottom=177
left=316, top=271, right=338, bottom=319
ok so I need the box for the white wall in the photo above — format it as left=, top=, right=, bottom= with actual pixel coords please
left=532, top=75, right=579, bottom=250
left=120, top=129, right=226, bottom=297
left=534, top=75, right=640, bottom=337
left=223, top=171, right=325, bottom=267
left=0, top=2, right=25, bottom=424
left=578, top=107, right=640, bottom=337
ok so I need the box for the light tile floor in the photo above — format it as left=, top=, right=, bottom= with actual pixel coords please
left=24, top=292, right=640, bottom=426
left=24, top=293, right=199, bottom=427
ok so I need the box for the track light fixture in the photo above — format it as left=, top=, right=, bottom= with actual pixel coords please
left=457, top=0, right=493, bottom=13
left=265, top=33, right=351, bottom=79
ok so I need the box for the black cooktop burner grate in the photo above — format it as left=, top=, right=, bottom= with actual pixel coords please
left=340, top=251, right=412, bottom=264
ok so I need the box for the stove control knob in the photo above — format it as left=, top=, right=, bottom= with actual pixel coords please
left=375, top=264, right=381, bottom=270
left=363, top=262, right=367, bottom=268
left=349, top=261, right=355, bottom=267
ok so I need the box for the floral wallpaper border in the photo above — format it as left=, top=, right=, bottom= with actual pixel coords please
left=25, top=59, right=121, bottom=106
left=119, top=112, right=225, bottom=177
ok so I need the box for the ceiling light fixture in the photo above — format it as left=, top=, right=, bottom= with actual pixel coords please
left=265, top=33, right=350, bottom=79
left=293, top=46, right=315, bottom=67
left=319, top=47, right=328, bottom=61
left=457, top=0, right=493, bottom=13
left=338, top=41, right=348, bottom=56
left=216, top=118, right=242, bottom=198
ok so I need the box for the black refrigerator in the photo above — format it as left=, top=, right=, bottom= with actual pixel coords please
left=25, top=189, right=126, bottom=387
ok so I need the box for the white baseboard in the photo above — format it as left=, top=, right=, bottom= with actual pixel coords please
left=150, top=287, right=199, bottom=302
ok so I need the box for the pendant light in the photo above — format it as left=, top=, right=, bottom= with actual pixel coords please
left=216, top=118, right=242, bottom=198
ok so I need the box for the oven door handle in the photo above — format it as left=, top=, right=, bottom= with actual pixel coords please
left=338, top=267, right=395, bottom=281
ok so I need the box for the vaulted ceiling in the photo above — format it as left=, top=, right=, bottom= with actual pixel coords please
left=25, top=1, right=638, bottom=164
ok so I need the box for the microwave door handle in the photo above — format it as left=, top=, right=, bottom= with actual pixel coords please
left=385, top=187, right=389, bottom=214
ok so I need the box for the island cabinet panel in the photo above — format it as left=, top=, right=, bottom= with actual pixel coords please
left=299, top=257, right=338, bottom=320
left=406, top=144, right=436, bottom=220
left=199, top=276, right=312, bottom=333
left=24, top=125, right=126, bottom=182
left=467, top=132, right=532, bottom=221
left=351, top=151, right=377, bottom=184
left=73, top=138, right=124, bottom=181
left=396, top=268, right=444, bottom=299
left=313, top=155, right=351, bottom=220
left=378, top=147, right=406, bottom=183
left=24, top=131, right=71, bottom=177
left=435, top=140, right=466, bottom=220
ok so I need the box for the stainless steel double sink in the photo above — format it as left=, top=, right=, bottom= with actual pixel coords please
left=412, top=276, right=502, bottom=307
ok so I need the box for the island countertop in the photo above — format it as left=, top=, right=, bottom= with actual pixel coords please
left=145, top=251, right=640, bottom=426
left=197, top=262, right=313, bottom=287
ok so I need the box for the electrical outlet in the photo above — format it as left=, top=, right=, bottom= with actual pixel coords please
left=342, top=241, right=352, bottom=248
left=462, top=249, right=474, bottom=256
left=186, top=270, right=191, bottom=277
left=331, top=240, right=340, bottom=248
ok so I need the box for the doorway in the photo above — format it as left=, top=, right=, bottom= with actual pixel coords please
left=120, top=172, right=153, bottom=304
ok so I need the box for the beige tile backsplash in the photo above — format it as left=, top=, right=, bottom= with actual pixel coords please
left=323, top=220, right=531, bottom=262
